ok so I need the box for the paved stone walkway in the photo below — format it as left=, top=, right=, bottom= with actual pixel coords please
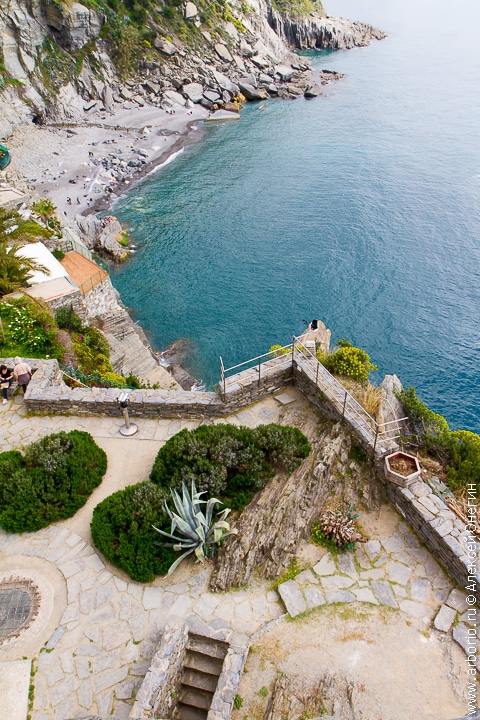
left=278, top=520, right=455, bottom=629
left=0, top=390, right=470, bottom=720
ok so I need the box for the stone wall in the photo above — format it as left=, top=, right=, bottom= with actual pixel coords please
left=24, top=359, right=292, bottom=418
left=22, top=359, right=475, bottom=599
left=46, top=289, right=88, bottom=325
left=83, top=277, right=123, bottom=320
left=130, top=623, right=189, bottom=719
left=131, top=620, right=249, bottom=720
left=382, top=471, right=478, bottom=601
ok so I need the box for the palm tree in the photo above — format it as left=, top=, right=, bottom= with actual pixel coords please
left=0, top=207, right=51, bottom=296
left=31, top=199, right=62, bottom=235
left=0, top=206, right=52, bottom=243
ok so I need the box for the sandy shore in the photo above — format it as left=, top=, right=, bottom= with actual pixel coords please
left=8, top=102, right=210, bottom=223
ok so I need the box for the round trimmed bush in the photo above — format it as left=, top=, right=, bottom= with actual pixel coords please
left=149, top=423, right=311, bottom=509
left=0, top=431, right=107, bottom=533
left=90, top=482, right=175, bottom=582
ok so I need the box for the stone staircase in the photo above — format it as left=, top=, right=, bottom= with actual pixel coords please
left=174, top=635, right=229, bottom=720
left=101, top=309, right=177, bottom=388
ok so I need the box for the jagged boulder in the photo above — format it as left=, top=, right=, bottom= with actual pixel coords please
left=239, top=82, right=268, bottom=101
left=184, top=2, right=198, bottom=20
left=215, top=43, right=233, bottom=63
left=182, top=82, right=204, bottom=103
left=154, top=37, right=177, bottom=56
left=209, top=419, right=383, bottom=592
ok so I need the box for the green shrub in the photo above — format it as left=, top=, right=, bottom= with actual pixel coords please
left=73, top=325, right=122, bottom=381
left=91, top=481, right=176, bottom=582
left=0, top=431, right=107, bottom=533
left=91, top=424, right=310, bottom=581
left=399, top=386, right=480, bottom=492
left=55, top=306, right=83, bottom=332
left=150, top=423, right=311, bottom=510
left=318, top=340, right=377, bottom=385
left=112, top=23, right=143, bottom=78
left=0, top=298, right=64, bottom=359
left=398, top=386, right=450, bottom=439
left=446, top=430, right=480, bottom=492
left=233, top=694, right=244, bottom=710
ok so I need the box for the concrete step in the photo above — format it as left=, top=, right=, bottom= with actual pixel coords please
left=176, top=704, right=208, bottom=720
left=183, top=650, right=224, bottom=676
left=178, top=686, right=213, bottom=711
left=187, top=634, right=229, bottom=661
left=182, top=668, right=217, bottom=693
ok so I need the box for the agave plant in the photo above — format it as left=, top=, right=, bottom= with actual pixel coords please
left=153, top=481, right=237, bottom=574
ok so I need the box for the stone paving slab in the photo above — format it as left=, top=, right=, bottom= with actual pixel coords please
left=0, top=659, right=31, bottom=720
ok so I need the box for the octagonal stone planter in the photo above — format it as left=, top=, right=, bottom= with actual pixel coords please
left=385, top=451, right=421, bottom=488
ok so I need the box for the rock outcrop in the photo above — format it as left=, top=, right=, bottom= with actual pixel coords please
left=267, top=8, right=387, bottom=51
left=0, top=0, right=385, bottom=140
left=209, top=411, right=384, bottom=592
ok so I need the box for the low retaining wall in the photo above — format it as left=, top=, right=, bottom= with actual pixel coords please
left=21, top=359, right=476, bottom=596
left=24, top=359, right=292, bottom=418
left=381, top=469, right=478, bottom=600
left=131, top=623, right=189, bottom=719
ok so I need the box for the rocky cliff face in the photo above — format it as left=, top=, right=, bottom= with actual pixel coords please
left=266, top=7, right=386, bottom=51
left=209, top=410, right=384, bottom=593
left=0, top=0, right=385, bottom=140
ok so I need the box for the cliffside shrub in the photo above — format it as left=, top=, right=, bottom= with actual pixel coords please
left=55, top=306, right=83, bottom=333
left=318, top=339, right=377, bottom=385
left=0, top=431, right=107, bottom=533
left=446, top=431, right=480, bottom=491
left=72, top=325, right=126, bottom=383
left=399, top=386, right=480, bottom=492
left=150, top=423, right=311, bottom=509
left=91, top=482, right=175, bottom=582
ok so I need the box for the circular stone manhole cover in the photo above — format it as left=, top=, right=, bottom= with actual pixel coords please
left=0, top=579, right=41, bottom=644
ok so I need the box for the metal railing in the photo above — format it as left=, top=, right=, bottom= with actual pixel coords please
left=60, top=229, right=94, bottom=261
left=220, top=343, right=293, bottom=398
left=292, top=337, right=408, bottom=452
left=78, top=269, right=107, bottom=296
left=59, top=363, right=131, bottom=389
left=219, top=337, right=408, bottom=455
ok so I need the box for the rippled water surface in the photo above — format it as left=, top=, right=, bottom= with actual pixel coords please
left=112, top=0, right=480, bottom=432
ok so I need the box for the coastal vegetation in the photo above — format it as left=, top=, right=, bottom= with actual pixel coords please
left=0, top=297, right=64, bottom=359
left=272, top=0, right=324, bottom=19
left=91, top=423, right=311, bottom=581
left=399, top=386, right=480, bottom=494
left=317, top=338, right=377, bottom=386
left=0, top=430, right=107, bottom=533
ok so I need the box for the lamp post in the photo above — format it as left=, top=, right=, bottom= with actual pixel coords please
left=117, top=392, right=138, bottom=436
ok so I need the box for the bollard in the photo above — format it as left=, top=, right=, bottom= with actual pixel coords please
left=117, top=392, right=138, bottom=436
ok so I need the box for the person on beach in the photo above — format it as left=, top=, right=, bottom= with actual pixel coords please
left=0, top=364, right=13, bottom=404
left=13, top=357, right=32, bottom=396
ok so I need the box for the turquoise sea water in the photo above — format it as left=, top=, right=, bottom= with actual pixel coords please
left=111, top=0, right=480, bottom=433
